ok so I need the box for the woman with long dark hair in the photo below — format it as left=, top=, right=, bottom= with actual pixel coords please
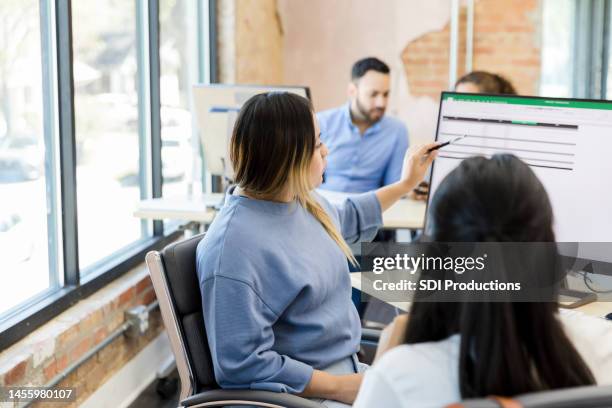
left=195, top=92, right=437, bottom=406
left=354, top=155, right=596, bottom=407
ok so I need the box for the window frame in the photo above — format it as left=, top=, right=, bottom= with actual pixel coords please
left=0, top=0, right=215, bottom=351
left=572, top=0, right=612, bottom=99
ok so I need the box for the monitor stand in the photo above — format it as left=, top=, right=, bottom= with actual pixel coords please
left=558, top=287, right=597, bottom=309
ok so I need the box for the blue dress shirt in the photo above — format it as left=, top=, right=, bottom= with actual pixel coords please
left=317, top=103, right=409, bottom=193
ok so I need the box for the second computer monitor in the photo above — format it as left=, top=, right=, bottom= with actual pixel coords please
left=192, top=84, right=311, bottom=181
left=427, top=92, right=612, bottom=273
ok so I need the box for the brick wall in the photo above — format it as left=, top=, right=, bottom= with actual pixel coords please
left=216, top=0, right=284, bottom=84
left=403, top=0, right=542, bottom=98
left=0, top=266, right=162, bottom=408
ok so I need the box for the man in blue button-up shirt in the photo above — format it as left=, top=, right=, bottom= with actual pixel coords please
left=317, top=57, right=409, bottom=193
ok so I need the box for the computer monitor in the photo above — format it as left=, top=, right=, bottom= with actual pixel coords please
left=427, top=92, right=612, bottom=297
left=192, top=84, right=311, bottom=181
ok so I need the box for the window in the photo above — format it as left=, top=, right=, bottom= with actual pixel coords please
left=540, top=0, right=574, bottom=97
left=160, top=0, right=201, bottom=197
left=607, top=3, right=612, bottom=98
left=0, top=0, right=213, bottom=351
left=541, top=0, right=612, bottom=100
left=0, top=0, right=58, bottom=315
left=72, top=0, right=148, bottom=271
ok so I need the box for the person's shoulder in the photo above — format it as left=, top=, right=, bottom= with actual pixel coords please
left=379, top=115, right=407, bottom=133
left=310, top=190, right=340, bottom=223
left=367, top=335, right=461, bottom=405
left=374, top=334, right=460, bottom=378
left=196, top=200, right=251, bottom=278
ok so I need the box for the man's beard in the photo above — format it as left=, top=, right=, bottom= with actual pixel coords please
left=355, top=98, right=385, bottom=124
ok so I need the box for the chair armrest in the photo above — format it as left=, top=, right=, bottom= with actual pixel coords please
left=361, top=327, right=382, bottom=344
left=181, top=389, right=325, bottom=407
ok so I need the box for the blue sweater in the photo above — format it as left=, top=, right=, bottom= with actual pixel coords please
left=195, top=188, right=382, bottom=393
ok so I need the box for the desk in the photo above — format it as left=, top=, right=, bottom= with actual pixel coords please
left=350, top=272, right=411, bottom=312
left=134, top=191, right=426, bottom=230
left=350, top=272, right=612, bottom=320
left=316, top=189, right=426, bottom=230
left=134, top=194, right=223, bottom=225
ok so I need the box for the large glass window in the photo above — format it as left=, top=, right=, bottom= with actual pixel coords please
left=607, top=3, right=612, bottom=98
left=72, top=0, right=146, bottom=270
left=0, top=0, right=55, bottom=314
left=160, top=0, right=200, bottom=197
left=540, top=0, right=574, bottom=97
left=0, top=0, right=212, bottom=349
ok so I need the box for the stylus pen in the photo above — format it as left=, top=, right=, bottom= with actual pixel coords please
left=427, top=135, right=466, bottom=153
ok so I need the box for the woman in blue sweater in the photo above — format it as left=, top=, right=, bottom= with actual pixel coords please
left=195, top=92, right=437, bottom=406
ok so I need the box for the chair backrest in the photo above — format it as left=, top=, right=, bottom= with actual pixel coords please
left=448, top=384, right=612, bottom=408
left=146, top=233, right=216, bottom=401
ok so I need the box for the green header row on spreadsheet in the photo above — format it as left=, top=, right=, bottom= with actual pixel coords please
left=442, top=93, right=612, bottom=110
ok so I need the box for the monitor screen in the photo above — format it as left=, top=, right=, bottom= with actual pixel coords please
left=427, top=92, right=612, bottom=271
left=192, top=84, right=310, bottom=178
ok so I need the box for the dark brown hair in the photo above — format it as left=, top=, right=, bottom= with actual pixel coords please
left=230, top=92, right=356, bottom=264
left=351, top=57, right=390, bottom=81
left=406, top=155, right=595, bottom=398
left=455, top=71, right=517, bottom=95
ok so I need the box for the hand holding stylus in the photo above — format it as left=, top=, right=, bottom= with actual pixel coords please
left=405, top=143, right=439, bottom=187
left=426, top=135, right=466, bottom=153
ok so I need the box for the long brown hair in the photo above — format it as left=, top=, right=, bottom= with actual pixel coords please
left=230, top=92, right=356, bottom=264
left=407, top=155, right=595, bottom=397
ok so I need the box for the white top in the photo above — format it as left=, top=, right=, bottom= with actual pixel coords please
left=354, top=311, right=612, bottom=408
left=354, top=334, right=461, bottom=408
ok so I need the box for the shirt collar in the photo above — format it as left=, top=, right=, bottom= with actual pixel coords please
left=343, top=102, right=356, bottom=130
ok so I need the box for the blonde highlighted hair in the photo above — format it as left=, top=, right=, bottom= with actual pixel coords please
left=230, top=92, right=357, bottom=265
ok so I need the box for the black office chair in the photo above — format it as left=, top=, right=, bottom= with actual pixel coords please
left=447, top=385, right=612, bottom=408
left=146, top=233, right=379, bottom=407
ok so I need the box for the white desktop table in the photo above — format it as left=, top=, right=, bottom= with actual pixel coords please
left=134, top=193, right=224, bottom=225
left=316, top=190, right=426, bottom=230
left=134, top=190, right=426, bottom=230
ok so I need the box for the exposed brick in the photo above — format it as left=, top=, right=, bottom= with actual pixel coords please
left=93, top=327, right=108, bottom=346
left=4, top=360, right=28, bottom=386
left=31, top=337, right=56, bottom=368
left=96, top=337, right=123, bottom=365
left=56, top=354, right=69, bottom=373
left=75, top=353, right=98, bottom=380
left=58, top=325, right=80, bottom=349
left=69, top=336, right=94, bottom=363
left=79, top=309, right=104, bottom=335
left=85, top=363, right=111, bottom=393
left=403, top=0, right=541, bottom=99
left=0, top=266, right=166, bottom=406
left=118, top=287, right=135, bottom=307
left=135, top=276, right=152, bottom=294
left=140, top=288, right=157, bottom=306
left=107, top=311, right=125, bottom=333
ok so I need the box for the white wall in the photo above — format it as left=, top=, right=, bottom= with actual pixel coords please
left=277, top=0, right=452, bottom=146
